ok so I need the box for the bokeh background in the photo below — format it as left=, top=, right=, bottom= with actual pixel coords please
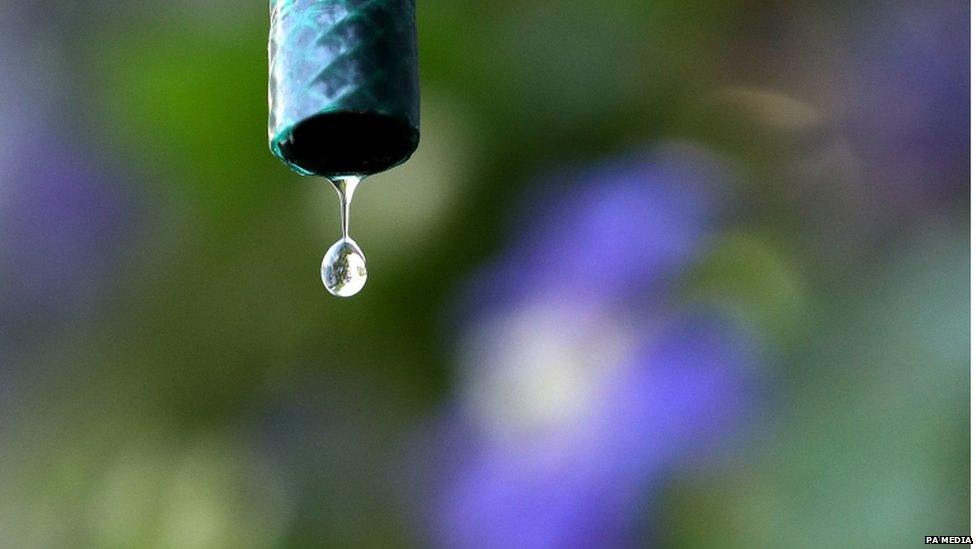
left=0, top=1, right=969, bottom=547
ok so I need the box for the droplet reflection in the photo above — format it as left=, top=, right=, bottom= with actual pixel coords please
left=322, top=238, right=367, bottom=297
left=321, top=175, right=367, bottom=297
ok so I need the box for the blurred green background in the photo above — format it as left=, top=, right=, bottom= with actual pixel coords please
left=0, top=1, right=968, bottom=548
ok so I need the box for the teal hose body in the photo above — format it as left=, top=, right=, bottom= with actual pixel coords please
left=269, top=0, right=420, bottom=177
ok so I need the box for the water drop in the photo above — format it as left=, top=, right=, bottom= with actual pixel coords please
left=321, top=175, right=368, bottom=297
left=322, top=237, right=368, bottom=297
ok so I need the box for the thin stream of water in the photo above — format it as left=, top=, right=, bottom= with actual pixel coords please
left=321, top=175, right=368, bottom=297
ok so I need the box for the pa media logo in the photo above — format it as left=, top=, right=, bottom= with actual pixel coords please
left=925, top=536, right=973, bottom=544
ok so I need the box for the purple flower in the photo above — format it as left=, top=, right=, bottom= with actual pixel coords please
left=0, top=142, right=137, bottom=350
left=0, top=2, right=139, bottom=358
left=424, top=144, right=759, bottom=548
left=844, top=2, right=969, bottom=208
left=454, top=145, right=725, bottom=317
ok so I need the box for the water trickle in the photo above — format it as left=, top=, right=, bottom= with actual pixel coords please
left=321, top=175, right=368, bottom=297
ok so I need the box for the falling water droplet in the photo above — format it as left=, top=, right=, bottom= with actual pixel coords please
left=321, top=175, right=368, bottom=297
left=322, top=237, right=368, bottom=297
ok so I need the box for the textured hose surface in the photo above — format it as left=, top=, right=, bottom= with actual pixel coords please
left=269, top=0, right=419, bottom=175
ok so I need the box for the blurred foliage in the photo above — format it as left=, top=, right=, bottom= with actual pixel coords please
left=0, top=1, right=968, bottom=548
